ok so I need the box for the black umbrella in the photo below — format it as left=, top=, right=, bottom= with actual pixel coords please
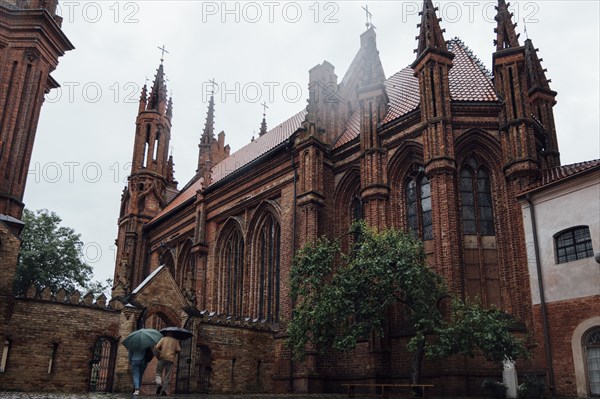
left=160, top=326, right=193, bottom=340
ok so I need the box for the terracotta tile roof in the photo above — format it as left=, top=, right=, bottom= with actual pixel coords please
left=382, top=67, right=421, bottom=124
left=447, top=38, right=497, bottom=102
left=333, top=108, right=361, bottom=149
left=363, top=38, right=498, bottom=139
left=211, top=109, right=307, bottom=184
left=522, top=160, right=600, bottom=195
left=149, top=109, right=307, bottom=224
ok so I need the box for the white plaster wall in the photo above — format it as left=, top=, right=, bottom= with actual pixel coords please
left=520, top=172, right=600, bottom=304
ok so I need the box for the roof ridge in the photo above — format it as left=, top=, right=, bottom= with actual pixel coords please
left=449, top=37, right=493, bottom=80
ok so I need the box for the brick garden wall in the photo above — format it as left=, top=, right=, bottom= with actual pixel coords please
left=0, top=295, right=120, bottom=392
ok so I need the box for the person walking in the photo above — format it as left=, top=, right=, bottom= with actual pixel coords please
left=154, top=331, right=181, bottom=396
left=128, top=346, right=152, bottom=396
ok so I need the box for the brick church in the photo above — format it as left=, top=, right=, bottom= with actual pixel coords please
left=1, top=0, right=598, bottom=397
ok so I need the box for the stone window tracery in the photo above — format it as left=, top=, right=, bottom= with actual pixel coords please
left=459, top=156, right=500, bottom=307
left=405, top=171, right=432, bottom=241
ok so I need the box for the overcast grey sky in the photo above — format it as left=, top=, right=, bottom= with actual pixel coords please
left=24, top=1, right=600, bottom=287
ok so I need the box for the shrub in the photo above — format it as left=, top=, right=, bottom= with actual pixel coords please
left=518, top=375, right=547, bottom=399
left=482, top=379, right=507, bottom=399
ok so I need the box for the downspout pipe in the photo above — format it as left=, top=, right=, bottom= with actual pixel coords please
left=526, top=194, right=555, bottom=397
left=288, top=137, right=297, bottom=392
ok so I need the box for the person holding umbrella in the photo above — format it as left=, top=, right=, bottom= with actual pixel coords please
left=122, top=328, right=163, bottom=396
left=154, top=330, right=181, bottom=396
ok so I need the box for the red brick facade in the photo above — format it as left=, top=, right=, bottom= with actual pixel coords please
left=532, top=297, right=600, bottom=397
left=0, top=0, right=73, bottom=227
left=104, top=0, right=567, bottom=395
left=1, top=0, right=593, bottom=397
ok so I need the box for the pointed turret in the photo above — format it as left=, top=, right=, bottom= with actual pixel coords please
left=138, top=84, right=147, bottom=114
left=166, top=154, right=177, bottom=189
left=356, top=27, right=390, bottom=230
left=259, top=114, right=268, bottom=137
left=114, top=61, right=174, bottom=295
left=201, top=95, right=215, bottom=145
left=359, top=27, right=387, bottom=89
left=197, top=94, right=230, bottom=179
left=410, top=0, right=455, bottom=139
left=494, top=0, right=520, bottom=50
left=492, top=0, right=541, bottom=181
left=414, top=0, right=448, bottom=59
left=524, top=38, right=560, bottom=168
left=147, top=63, right=168, bottom=114
left=524, top=39, right=551, bottom=92
left=131, top=63, right=172, bottom=176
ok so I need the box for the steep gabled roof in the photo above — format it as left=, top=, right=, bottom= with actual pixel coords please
left=211, top=109, right=306, bottom=184
left=447, top=38, right=497, bottom=102
left=149, top=109, right=307, bottom=224
left=152, top=38, right=500, bottom=222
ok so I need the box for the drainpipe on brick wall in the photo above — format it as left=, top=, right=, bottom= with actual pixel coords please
left=526, top=195, right=555, bottom=397
left=288, top=138, right=297, bottom=393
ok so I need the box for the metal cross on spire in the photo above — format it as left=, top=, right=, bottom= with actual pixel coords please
left=261, top=101, right=269, bottom=117
left=362, top=4, right=374, bottom=29
left=207, top=78, right=217, bottom=96
left=157, top=44, right=169, bottom=63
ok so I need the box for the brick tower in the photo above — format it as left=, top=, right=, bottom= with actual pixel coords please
left=0, top=0, right=74, bottom=231
left=0, top=0, right=73, bottom=362
left=112, top=62, right=176, bottom=297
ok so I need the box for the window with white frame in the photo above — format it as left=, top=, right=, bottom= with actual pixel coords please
left=555, top=226, right=594, bottom=264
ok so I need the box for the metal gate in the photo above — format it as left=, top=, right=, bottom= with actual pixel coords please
left=89, top=337, right=116, bottom=392
left=196, top=345, right=211, bottom=394
left=175, top=321, right=193, bottom=394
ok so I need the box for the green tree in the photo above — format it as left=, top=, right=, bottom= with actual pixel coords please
left=287, top=222, right=529, bottom=383
left=14, top=208, right=110, bottom=295
left=427, top=298, right=530, bottom=364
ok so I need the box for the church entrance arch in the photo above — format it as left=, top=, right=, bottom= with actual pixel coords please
left=88, top=337, right=116, bottom=392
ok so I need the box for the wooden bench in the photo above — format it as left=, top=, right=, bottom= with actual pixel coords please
left=341, top=383, right=434, bottom=399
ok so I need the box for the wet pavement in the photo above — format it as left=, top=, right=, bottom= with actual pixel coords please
left=0, top=396, right=372, bottom=399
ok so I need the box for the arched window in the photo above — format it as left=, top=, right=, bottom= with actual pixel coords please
left=405, top=172, right=432, bottom=240
left=584, top=327, right=600, bottom=395
left=555, top=226, right=594, bottom=264
left=220, top=227, right=244, bottom=317
left=459, top=158, right=495, bottom=236
left=459, top=156, right=500, bottom=307
left=256, top=213, right=280, bottom=322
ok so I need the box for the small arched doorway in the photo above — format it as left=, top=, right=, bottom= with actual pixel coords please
left=89, top=337, right=116, bottom=392
left=175, top=319, right=193, bottom=394
left=196, top=345, right=211, bottom=394
left=584, top=327, right=600, bottom=395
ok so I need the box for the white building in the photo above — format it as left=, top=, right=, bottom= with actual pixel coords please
left=519, top=160, right=600, bottom=397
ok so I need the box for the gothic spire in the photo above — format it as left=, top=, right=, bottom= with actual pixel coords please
left=259, top=115, right=268, bottom=137
left=147, top=63, right=168, bottom=111
left=494, top=0, right=520, bottom=51
left=201, top=94, right=215, bottom=144
left=259, top=101, right=268, bottom=137
left=359, top=26, right=386, bottom=88
left=524, top=39, right=551, bottom=92
left=138, top=84, right=147, bottom=114
left=415, top=0, right=448, bottom=58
